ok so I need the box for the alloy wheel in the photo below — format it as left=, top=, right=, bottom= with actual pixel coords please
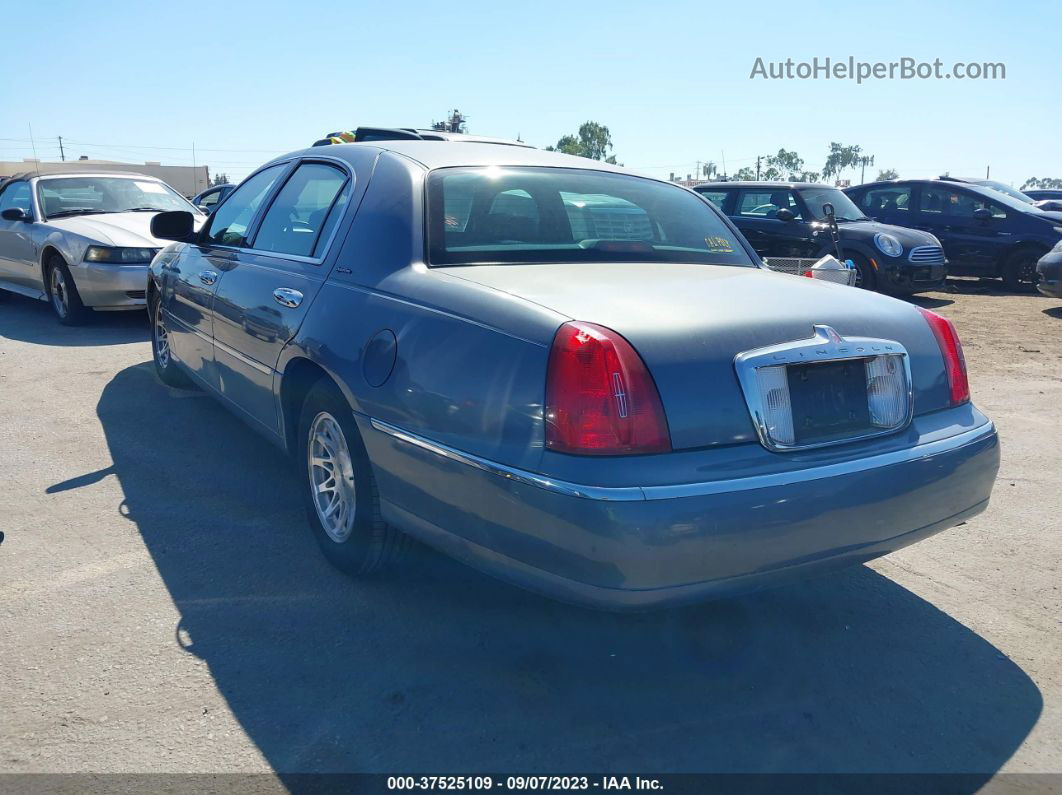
left=154, top=307, right=170, bottom=369
left=50, top=267, right=69, bottom=318
left=307, top=412, right=358, bottom=543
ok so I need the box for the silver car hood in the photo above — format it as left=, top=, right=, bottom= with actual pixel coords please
left=47, top=212, right=200, bottom=247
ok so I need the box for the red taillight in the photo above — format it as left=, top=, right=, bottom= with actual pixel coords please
left=545, top=321, right=671, bottom=455
left=918, top=307, right=970, bottom=406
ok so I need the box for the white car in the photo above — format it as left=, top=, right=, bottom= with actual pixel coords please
left=0, top=172, right=205, bottom=324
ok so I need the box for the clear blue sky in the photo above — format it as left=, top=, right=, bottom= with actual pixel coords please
left=1, top=0, right=1058, bottom=187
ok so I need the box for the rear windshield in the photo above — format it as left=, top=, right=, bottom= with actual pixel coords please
left=426, top=167, right=756, bottom=267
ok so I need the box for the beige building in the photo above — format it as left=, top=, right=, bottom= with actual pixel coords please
left=0, top=158, right=210, bottom=197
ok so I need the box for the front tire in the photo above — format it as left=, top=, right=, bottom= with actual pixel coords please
left=847, top=253, right=877, bottom=291
left=45, top=254, right=88, bottom=325
left=1002, top=248, right=1043, bottom=292
left=151, top=294, right=193, bottom=388
left=297, top=379, right=404, bottom=576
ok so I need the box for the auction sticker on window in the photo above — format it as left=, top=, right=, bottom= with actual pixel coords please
left=705, top=235, right=735, bottom=253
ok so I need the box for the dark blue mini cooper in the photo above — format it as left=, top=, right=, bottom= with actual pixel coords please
left=846, top=179, right=1062, bottom=290
left=146, top=141, right=999, bottom=609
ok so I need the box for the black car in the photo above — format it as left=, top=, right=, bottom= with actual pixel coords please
left=1025, top=189, right=1062, bottom=202
left=1023, top=189, right=1062, bottom=212
left=845, top=179, right=1062, bottom=290
left=191, top=183, right=235, bottom=214
left=1036, top=241, right=1062, bottom=298
left=694, top=182, right=946, bottom=294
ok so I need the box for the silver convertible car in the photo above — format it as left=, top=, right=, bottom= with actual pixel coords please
left=146, top=140, right=1000, bottom=609
left=0, top=171, right=203, bottom=324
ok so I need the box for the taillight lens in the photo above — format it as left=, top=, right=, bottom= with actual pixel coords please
left=545, top=321, right=671, bottom=455
left=917, top=307, right=970, bottom=405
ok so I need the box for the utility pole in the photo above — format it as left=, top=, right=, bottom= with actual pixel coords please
left=756, top=156, right=761, bottom=180
left=986, top=165, right=991, bottom=179
left=58, top=136, right=65, bottom=161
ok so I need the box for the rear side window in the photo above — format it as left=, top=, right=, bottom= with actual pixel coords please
left=205, top=164, right=286, bottom=246
left=697, top=190, right=730, bottom=209
left=737, top=190, right=801, bottom=219
left=426, top=167, right=755, bottom=268
left=252, top=163, right=349, bottom=258
left=859, top=186, right=912, bottom=213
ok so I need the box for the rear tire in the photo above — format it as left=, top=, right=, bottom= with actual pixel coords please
left=847, top=253, right=876, bottom=291
left=297, top=379, right=405, bottom=576
left=1002, top=248, right=1042, bottom=292
left=151, top=294, right=193, bottom=388
left=45, top=254, right=88, bottom=325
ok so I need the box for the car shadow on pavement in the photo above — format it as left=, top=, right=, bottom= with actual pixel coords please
left=1043, top=306, right=1062, bottom=319
left=88, top=362, right=1042, bottom=779
left=0, top=292, right=148, bottom=346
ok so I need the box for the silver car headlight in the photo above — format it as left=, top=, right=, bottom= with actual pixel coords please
left=873, top=233, right=903, bottom=258
left=84, top=246, right=158, bottom=264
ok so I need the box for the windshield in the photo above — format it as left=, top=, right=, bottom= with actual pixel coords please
left=976, top=180, right=1033, bottom=204
left=427, top=167, right=756, bottom=267
left=37, top=176, right=196, bottom=218
left=796, top=188, right=868, bottom=222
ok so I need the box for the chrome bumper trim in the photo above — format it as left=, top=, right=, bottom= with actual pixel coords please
left=370, top=418, right=996, bottom=503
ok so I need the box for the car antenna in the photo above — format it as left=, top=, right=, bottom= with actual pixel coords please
left=28, top=123, right=41, bottom=178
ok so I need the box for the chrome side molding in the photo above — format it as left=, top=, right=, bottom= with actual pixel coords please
left=369, top=417, right=996, bottom=503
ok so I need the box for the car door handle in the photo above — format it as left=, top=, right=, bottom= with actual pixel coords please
left=272, top=287, right=304, bottom=308
left=198, top=270, right=218, bottom=285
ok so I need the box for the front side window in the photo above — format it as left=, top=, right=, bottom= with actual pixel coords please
left=919, top=187, right=1005, bottom=218
left=0, top=182, right=32, bottom=214
left=737, top=190, right=801, bottom=219
left=36, top=176, right=194, bottom=219
left=251, top=163, right=349, bottom=258
left=205, top=164, right=286, bottom=247
left=427, top=167, right=755, bottom=268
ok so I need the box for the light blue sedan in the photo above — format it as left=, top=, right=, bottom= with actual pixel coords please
left=146, top=139, right=999, bottom=609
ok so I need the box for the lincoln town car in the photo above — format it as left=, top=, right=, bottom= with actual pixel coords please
left=146, top=139, right=1000, bottom=609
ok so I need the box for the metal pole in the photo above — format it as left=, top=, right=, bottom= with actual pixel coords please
left=58, top=136, right=65, bottom=161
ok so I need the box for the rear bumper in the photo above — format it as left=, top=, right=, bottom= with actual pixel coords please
left=70, top=263, right=148, bottom=309
left=362, top=411, right=999, bottom=610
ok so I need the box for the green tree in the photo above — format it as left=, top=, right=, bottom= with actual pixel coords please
left=822, top=142, right=871, bottom=182
left=733, top=166, right=757, bottom=181
left=702, top=161, right=717, bottom=179
left=1021, top=177, right=1062, bottom=190
left=547, top=121, right=618, bottom=164
left=877, top=168, right=899, bottom=181
left=211, top=172, right=231, bottom=186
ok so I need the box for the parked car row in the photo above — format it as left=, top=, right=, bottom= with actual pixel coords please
left=692, top=176, right=1062, bottom=295
left=0, top=131, right=1015, bottom=608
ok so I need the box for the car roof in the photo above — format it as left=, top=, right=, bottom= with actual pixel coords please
left=6, top=170, right=165, bottom=182
left=695, top=181, right=835, bottom=190
left=270, top=140, right=637, bottom=177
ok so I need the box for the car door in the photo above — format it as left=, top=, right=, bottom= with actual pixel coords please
left=733, top=188, right=816, bottom=258
left=163, top=163, right=290, bottom=389
left=915, top=185, right=1005, bottom=274
left=210, top=160, right=351, bottom=433
left=0, top=180, right=40, bottom=289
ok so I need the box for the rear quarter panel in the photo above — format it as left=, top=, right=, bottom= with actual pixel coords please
left=279, top=151, right=566, bottom=472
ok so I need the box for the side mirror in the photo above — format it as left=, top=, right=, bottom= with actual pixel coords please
left=775, top=207, right=796, bottom=222
left=972, top=207, right=993, bottom=221
left=151, top=210, right=196, bottom=242
left=1, top=207, right=31, bottom=222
